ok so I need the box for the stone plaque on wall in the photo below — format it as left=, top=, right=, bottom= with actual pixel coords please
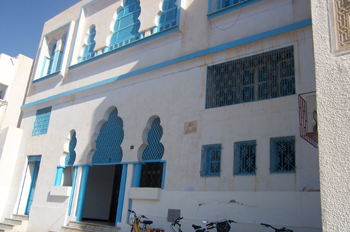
left=334, top=0, right=350, bottom=50
left=184, top=121, right=197, bottom=134
left=167, top=209, right=181, bottom=222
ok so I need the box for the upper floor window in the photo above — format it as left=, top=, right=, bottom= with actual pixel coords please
left=33, top=22, right=72, bottom=81
left=200, top=144, right=222, bottom=177
left=32, top=106, right=52, bottom=136
left=234, top=140, right=256, bottom=175
left=105, top=0, right=144, bottom=52
left=208, top=0, right=262, bottom=17
left=152, top=0, right=178, bottom=33
left=221, top=0, right=247, bottom=9
left=78, top=25, right=97, bottom=62
left=270, top=136, right=295, bottom=173
left=205, top=46, right=295, bottom=109
left=140, top=117, right=165, bottom=188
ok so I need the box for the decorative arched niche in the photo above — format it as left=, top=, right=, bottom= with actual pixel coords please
left=88, top=106, right=124, bottom=165
left=152, top=0, right=178, bottom=34
left=55, top=130, right=77, bottom=186
left=137, top=116, right=165, bottom=188
left=104, top=0, right=144, bottom=52
left=78, top=25, right=97, bottom=62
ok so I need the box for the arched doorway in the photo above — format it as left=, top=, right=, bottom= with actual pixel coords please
left=81, top=108, right=125, bottom=226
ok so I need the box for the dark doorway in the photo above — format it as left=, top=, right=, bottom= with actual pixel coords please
left=82, top=165, right=123, bottom=225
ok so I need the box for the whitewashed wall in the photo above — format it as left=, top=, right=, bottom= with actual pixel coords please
left=12, top=0, right=322, bottom=231
left=311, top=0, right=350, bottom=231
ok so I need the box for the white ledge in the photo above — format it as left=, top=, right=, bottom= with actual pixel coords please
left=129, top=187, right=161, bottom=200
left=50, top=186, right=72, bottom=197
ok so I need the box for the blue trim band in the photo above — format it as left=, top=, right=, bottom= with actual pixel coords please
left=116, top=164, right=128, bottom=224
left=133, top=163, right=142, bottom=187
left=69, top=26, right=179, bottom=71
left=22, top=19, right=311, bottom=109
left=28, top=156, right=41, bottom=162
left=208, top=0, right=263, bottom=19
left=68, top=167, right=78, bottom=216
left=76, top=166, right=90, bottom=221
left=72, top=164, right=93, bottom=167
left=54, top=167, right=64, bottom=186
left=161, top=162, right=166, bottom=189
left=33, top=70, right=61, bottom=83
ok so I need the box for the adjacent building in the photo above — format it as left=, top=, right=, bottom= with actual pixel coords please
left=0, top=0, right=324, bottom=231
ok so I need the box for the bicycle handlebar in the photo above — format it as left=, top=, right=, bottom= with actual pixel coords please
left=260, top=223, right=293, bottom=232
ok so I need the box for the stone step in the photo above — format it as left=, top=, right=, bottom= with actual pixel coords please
left=62, top=226, right=98, bottom=232
left=4, top=218, right=22, bottom=225
left=65, top=221, right=120, bottom=232
left=0, top=222, right=15, bottom=230
left=11, top=214, right=28, bottom=221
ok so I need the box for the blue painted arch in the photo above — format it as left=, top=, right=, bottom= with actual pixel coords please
left=92, top=108, right=124, bottom=164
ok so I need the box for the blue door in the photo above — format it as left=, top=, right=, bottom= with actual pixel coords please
left=25, top=160, right=40, bottom=215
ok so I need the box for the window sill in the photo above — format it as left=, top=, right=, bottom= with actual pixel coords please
left=50, top=186, right=72, bottom=197
left=270, top=171, right=296, bottom=174
left=233, top=173, right=256, bottom=176
left=32, top=70, right=61, bottom=84
left=207, top=0, right=262, bottom=19
left=68, top=25, right=179, bottom=71
left=129, top=187, right=161, bottom=200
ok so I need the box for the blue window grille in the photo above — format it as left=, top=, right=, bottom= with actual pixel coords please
left=32, top=106, right=52, bottom=136
left=152, top=0, right=178, bottom=34
left=234, top=140, right=256, bottom=175
left=65, top=131, right=77, bottom=166
left=220, top=0, right=247, bottom=9
left=92, top=109, right=124, bottom=164
left=78, top=25, right=97, bottom=62
left=200, top=144, right=222, bottom=177
left=205, top=46, right=295, bottom=109
left=106, top=0, right=144, bottom=52
left=270, top=136, right=295, bottom=173
left=142, top=118, right=164, bottom=161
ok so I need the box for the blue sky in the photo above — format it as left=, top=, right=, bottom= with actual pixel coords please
left=0, top=0, right=81, bottom=59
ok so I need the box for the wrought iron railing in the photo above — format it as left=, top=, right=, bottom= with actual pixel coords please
left=298, top=92, right=318, bottom=148
left=201, top=144, right=222, bottom=177
left=205, top=46, right=295, bottom=109
left=32, top=106, right=52, bottom=136
left=270, top=136, right=295, bottom=173
left=234, top=140, right=256, bottom=175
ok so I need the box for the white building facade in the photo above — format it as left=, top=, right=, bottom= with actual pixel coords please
left=0, top=53, right=33, bottom=225
left=1, top=0, right=322, bottom=231
left=311, top=0, right=350, bottom=231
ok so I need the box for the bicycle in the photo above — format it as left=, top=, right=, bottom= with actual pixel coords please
left=170, top=217, right=184, bottom=232
left=128, top=209, right=153, bottom=232
left=192, top=219, right=236, bottom=232
left=260, top=223, right=293, bottom=232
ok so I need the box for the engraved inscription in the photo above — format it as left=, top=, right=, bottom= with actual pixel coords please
left=184, top=121, right=197, bottom=134
left=335, top=0, right=350, bottom=48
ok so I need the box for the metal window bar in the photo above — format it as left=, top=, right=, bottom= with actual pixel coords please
left=142, top=118, right=164, bottom=161
left=92, top=109, right=124, bottom=164
left=109, top=0, right=143, bottom=50
left=140, top=162, right=163, bottom=188
left=32, top=106, right=52, bottom=136
left=201, top=144, right=222, bottom=177
left=270, top=136, right=295, bottom=173
left=65, top=132, right=77, bottom=166
left=298, top=94, right=318, bottom=148
left=205, top=46, right=295, bottom=109
left=234, top=140, right=256, bottom=175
